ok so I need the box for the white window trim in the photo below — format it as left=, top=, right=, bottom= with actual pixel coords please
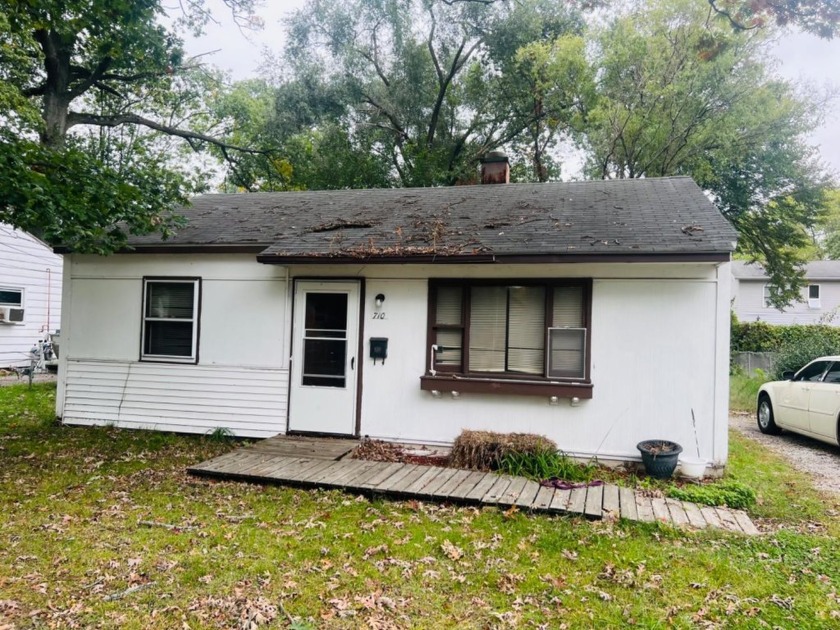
left=141, top=278, right=200, bottom=363
left=762, top=283, right=772, bottom=308
left=808, top=284, right=821, bottom=309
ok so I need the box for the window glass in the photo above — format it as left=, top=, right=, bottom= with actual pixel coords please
left=823, top=363, right=840, bottom=384
left=809, top=284, right=820, bottom=299
left=0, top=289, right=22, bottom=306
left=795, top=361, right=829, bottom=382
left=302, top=292, right=348, bottom=387
left=507, top=286, right=545, bottom=374
left=143, top=280, right=198, bottom=361
left=431, top=281, right=587, bottom=379
left=469, top=286, right=507, bottom=372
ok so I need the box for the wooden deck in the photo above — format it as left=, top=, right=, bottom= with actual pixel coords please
left=188, top=436, right=759, bottom=535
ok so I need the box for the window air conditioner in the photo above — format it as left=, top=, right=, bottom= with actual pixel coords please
left=0, top=307, right=24, bottom=323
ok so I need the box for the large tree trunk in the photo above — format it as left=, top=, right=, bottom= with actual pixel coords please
left=35, top=28, right=72, bottom=148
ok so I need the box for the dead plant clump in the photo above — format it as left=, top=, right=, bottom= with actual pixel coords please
left=449, top=430, right=557, bottom=471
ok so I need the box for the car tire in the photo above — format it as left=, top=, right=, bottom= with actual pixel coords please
left=757, top=394, right=782, bottom=435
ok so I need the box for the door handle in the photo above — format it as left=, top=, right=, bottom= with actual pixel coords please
left=350, top=357, right=355, bottom=370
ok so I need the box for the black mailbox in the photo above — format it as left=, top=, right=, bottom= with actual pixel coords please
left=369, top=337, right=388, bottom=364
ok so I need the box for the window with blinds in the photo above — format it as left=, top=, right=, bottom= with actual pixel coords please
left=429, top=280, right=589, bottom=380
left=142, top=279, right=200, bottom=362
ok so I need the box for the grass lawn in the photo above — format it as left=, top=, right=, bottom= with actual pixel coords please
left=2, top=384, right=840, bottom=628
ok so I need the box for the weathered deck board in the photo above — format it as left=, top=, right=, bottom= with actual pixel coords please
left=567, top=487, right=587, bottom=515
left=635, top=495, right=656, bottom=523
left=602, top=485, right=620, bottom=518
left=651, top=497, right=670, bottom=523
left=618, top=486, right=637, bottom=521
left=438, top=470, right=484, bottom=499
left=463, top=473, right=498, bottom=502
left=533, top=485, right=555, bottom=511
left=515, top=481, right=543, bottom=509
left=549, top=488, right=572, bottom=513
left=584, top=484, right=604, bottom=519
left=188, top=439, right=760, bottom=534
left=681, top=501, right=707, bottom=529
left=665, top=498, right=690, bottom=527
left=359, top=462, right=405, bottom=489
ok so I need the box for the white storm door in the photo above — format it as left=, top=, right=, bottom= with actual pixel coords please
left=289, top=281, right=360, bottom=435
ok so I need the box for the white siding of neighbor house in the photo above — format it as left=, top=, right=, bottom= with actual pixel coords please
left=0, top=224, right=63, bottom=367
left=732, top=279, right=840, bottom=325
left=58, top=255, right=730, bottom=467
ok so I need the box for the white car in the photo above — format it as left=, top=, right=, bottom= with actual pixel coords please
left=756, top=356, right=840, bottom=446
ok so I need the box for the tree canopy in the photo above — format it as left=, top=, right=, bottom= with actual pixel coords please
left=0, top=0, right=262, bottom=252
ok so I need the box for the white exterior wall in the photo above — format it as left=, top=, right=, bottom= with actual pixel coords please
left=0, top=224, right=63, bottom=367
left=58, top=254, right=289, bottom=437
left=732, top=278, right=840, bottom=325
left=289, top=262, right=730, bottom=468
left=59, top=254, right=730, bottom=467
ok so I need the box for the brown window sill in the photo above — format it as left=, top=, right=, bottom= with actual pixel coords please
left=420, top=375, right=593, bottom=399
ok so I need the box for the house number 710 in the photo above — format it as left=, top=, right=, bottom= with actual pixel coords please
left=372, top=312, right=386, bottom=319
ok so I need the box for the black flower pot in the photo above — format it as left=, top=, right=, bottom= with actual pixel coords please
left=637, top=440, right=683, bottom=480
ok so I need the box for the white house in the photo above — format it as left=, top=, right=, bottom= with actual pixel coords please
left=731, top=260, right=840, bottom=325
left=0, top=224, right=63, bottom=368
left=55, top=170, right=737, bottom=471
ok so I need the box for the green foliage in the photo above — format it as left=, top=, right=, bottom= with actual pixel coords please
left=0, top=0, right=257, bottom=251
left=729, top=369, right=769, bottom=412
left=450, top=430, right=558, bottom=471
left=222, top=0, right=590, bottom=189
left=667, top=481, right=756, bottom=510
left=773, top=335, right=840, bottom=379
left=587, top=0, right=834, bottom=306
left=206, top=426, right=235, bottom=442
left=498, top=448, right=595, bottom=483
left=707, top=0, right=840, bottom=39
left=732, top=320, right=840, bottom=353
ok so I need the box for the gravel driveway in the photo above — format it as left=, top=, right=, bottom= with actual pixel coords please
left=730, top=411, right=840, bottom=496
left=0, top=373, right=57, bottom=387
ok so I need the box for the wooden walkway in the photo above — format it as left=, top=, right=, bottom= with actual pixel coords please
left=188, top=437, right=759, bottom=535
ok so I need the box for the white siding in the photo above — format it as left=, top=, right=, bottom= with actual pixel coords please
left=0, top=224, right=63, bottom=367
left=63, top=360, right=287, bottom=437
left=732, top=278, right=840, bottom=325
left=288, top=262, right=729, bottom=467
left=58, top=254, right=289, bottom=436
left=59, top=255, right=730, bottom=468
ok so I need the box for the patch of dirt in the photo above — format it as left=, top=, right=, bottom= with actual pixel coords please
left=350, top=439, right=450, bottom=467
left=730, top=411, right=840, bottom=496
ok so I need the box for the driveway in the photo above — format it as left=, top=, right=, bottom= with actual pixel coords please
left=730, top=411, right=840, bottom=496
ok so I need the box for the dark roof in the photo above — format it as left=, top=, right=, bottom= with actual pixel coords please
left=125, top=177, right=737, bottom=262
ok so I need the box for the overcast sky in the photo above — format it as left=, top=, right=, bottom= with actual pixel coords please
left=181, top=0, right=840, bottom=177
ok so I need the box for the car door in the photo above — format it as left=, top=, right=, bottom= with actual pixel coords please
left=807, top=361, right=840, bottom=440
left=776, top=360, right=831, bottom=431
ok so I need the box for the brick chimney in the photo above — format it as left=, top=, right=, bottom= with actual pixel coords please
left=480, top=150, right=510, bottom=184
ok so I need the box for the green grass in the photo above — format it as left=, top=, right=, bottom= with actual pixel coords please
left=2, top=383, right=840, bottom=628
left=730, top=368, right=770, bottom=412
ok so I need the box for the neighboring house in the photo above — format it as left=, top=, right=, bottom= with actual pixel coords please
left=0, top=224, right=63, bottom=368
left=54, top=167, right=737, bottom=470
left=731, top=260, right=840, bottom=325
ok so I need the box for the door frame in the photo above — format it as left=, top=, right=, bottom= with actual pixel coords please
left=286, top=277, right=365, bottom=436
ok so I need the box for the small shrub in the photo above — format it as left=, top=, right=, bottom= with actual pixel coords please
left=498, top=448, right=595, bottom=482
left=449, top=430, right=556, bottom=471
left=667, top=481, right=756, bottom=510
left=206, top=426, right=235, bottom=442
left=729, top=368, right=769, bottom=412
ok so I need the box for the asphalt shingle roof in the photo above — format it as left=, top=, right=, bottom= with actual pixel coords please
left=127, top=176, right=737, bottom=261
left=732, top=260, right=840, bottom=280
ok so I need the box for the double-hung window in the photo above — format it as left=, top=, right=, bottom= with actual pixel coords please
left=425, top=279, right=592, bottom=397
left=141, top=278, right=200, bottom=363
left=0, top=287, right=24, bottom=324
left=808, top=284, right=821, bottom=309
